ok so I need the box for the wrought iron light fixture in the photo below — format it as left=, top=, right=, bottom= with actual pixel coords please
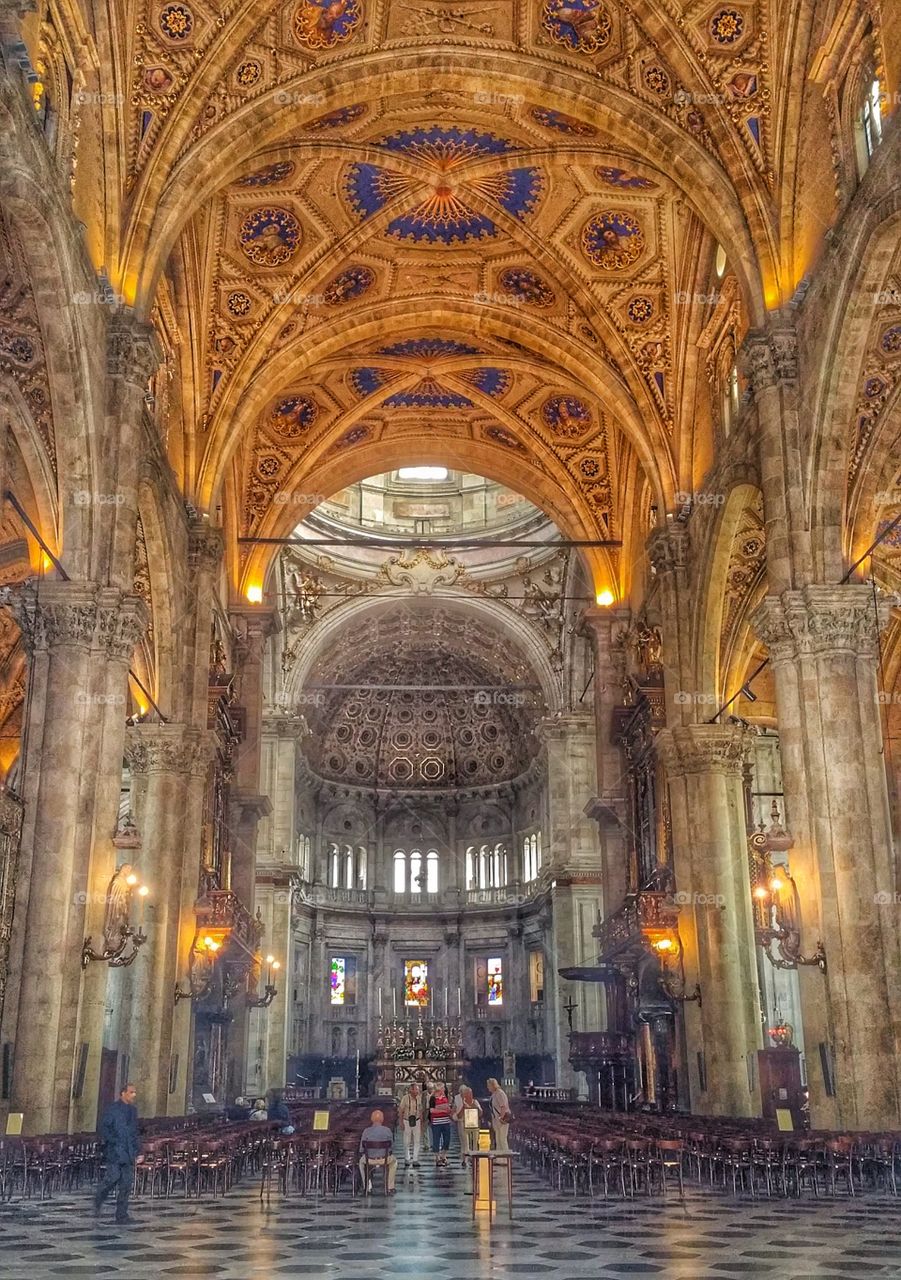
left=82, top=867, right=150, bottom=969
left=749, top=803, right=826, bottom=973
left=246, top=955, right=280, bottom=1008
left=648, top=932, right=702, bottom=1006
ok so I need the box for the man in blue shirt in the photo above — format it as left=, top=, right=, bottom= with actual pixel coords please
left=358, top=1108, right=397, bottom=1193
left=93, top=1083, right=141, bottom=1224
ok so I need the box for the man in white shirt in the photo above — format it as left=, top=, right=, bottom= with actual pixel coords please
left=398, top=1083, right=423, bottom=1167
left=487, top=1078, right=511, bottom=1153
left=358, top=1109, right=397, bottom=1193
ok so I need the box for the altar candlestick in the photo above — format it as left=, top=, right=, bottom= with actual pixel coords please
left=457, top=986, right=461, bottom=1016
left=393, top=988, right=397, bottom=1018
left=444, top=986, right=448, bottom=1019
left=378, top=988, right=382, bottom=1016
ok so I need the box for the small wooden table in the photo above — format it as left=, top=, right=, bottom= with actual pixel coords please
left=467, top=1149, right=514, bottom=1219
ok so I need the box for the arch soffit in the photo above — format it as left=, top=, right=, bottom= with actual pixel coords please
left=282, top=590, right=565, bottom=715
left=125, top=57, right=771, bottom=320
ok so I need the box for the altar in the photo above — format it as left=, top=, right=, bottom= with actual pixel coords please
left=374, top=1015, right=467, bottom=1094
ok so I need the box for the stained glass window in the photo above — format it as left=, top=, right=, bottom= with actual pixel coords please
left=404, top=959, right=429, bottom=1007
left=330, top=956, right=346, bottom=1005
left=330, top=955, right=357, bottom=1005
left=487, top=957, right=503, bottom=1005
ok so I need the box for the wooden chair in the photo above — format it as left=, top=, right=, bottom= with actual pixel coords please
left=360, top=1139, right=393, bottom=1195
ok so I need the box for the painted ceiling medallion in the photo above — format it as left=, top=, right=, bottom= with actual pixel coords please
left=158, top=3, right=193, bottom=40
left=499, top=267, right=556, bottom=307
left=323, top=265, right=375, bottom=305
left=226, top=290, right=253, bottom=318
left=378, top=337, right=481, bottom=358
left=143, top=66, right=174, bottom=93
left=293, top=0, right=362, bottom=50
left=239, top=208, right=302, bottom=267
left=306, top=104, right=367, bottom=130
left=269, top=395, right=318, bottom=438
left=542, top=0, right=612, bottom=52
left=237, top=161, right=296, bottom=187
left=530, top=107, right=596, bottom=136
left=880, top=325, right=901, bottom=356
left=485, top=424, right=524, bottom=450
left=344, top=128, right=541, bottom=246
left=627, top=295, right=654, bottom=324
left=234, top=59, right=262, bottom=88
left=542, top=395, right=593, bottom=438
left=581, top=210, right=644, bottom=271
left=596, top=165, right=656, bottom=190
left=709, top=7, right=745, bottom=43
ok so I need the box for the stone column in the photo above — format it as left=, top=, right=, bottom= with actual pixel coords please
left=0, top=581, right=146, bottom=1134
left=246, top=869, right=296, bottom=1095
left=123, top=722, right=214, bottom=1116
left=229, top=607, right=279, bottom=907
left=582, top=606, right=632, bottom=920
left=657, top=723, right=762, bottom=1116
left=753, top=585, right=901, bottom=1128
left=539, top=713, right=602, bottom=1084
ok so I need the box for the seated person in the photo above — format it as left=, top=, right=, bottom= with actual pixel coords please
left=249, top=1098, right=268, bottom=1121
left=358, top=1108, right=397, bottom=1194
left=267, top=1090, right=294, bottom=1133
left=226, top=1096, right=251, bottom=1122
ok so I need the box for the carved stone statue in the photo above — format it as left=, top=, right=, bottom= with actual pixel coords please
left=290, top=569, right=323, bottom=623
left=103, top=864, right=134, bottom=948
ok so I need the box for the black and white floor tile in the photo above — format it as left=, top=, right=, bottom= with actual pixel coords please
left=2, top=1158, right=901, bottom=1279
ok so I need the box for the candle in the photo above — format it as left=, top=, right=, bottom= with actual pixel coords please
left=444, top=986, right=448, bottom=1019
left=393, top=987, right=397, bottom=1018
left=457, top=986, right=461, bottom=1016
left=378, top=988, right=382, bottom=1016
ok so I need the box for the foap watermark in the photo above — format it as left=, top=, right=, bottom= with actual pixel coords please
left=74, top=91, right=126, bottom=107
left=473, top=690, right=538, bottom=707
left=74, top=691, right=127, bottom=707
left=876, top=691, right=901, bottom=706
left=673, top=890, right=726, bottom=908
left=673, top=691, right=719, bottom=706
left=274, top=90, right=327, bottom=106
left=473, top=90, right=525, bottom=108
left=296, top=691, right=326, bottom=707
left=74, top=490, right=125, bottom=506
left=874, top=891, right=901, bottom=905
left=473, top=290, right=524, bottom=308
left=674, top=290, right=722, bottom=306
left=71, top=289, right=125, bottom=306
left=875, top=489, right=901, bottom=505
left=674, top=490, right=726, bottom=507
left=873, top=288, right=901, bottom=307
left=272, top=492, right=326, bottom=506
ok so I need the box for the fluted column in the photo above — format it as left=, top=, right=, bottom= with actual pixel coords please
left=753, top=585, right=901, bottom=1128
left=0, top=581, right=146, bottom=1134
left=582, top=606, right=631, bottom=922
left=657, top=723, right=762, bottom=1117
left=123, top=723, right=214, bottom=1115
left=229, top=607, right=279, bottom=906
left=741, top=320, right=813, bottom=591
left=539, top=713, right=601, bottom=1085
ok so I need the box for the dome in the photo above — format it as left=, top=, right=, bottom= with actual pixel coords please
left=300, top=605, right=544, bottom=790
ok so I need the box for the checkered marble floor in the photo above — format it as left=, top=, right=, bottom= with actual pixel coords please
left=2, top=1159, right=901, bottom=1280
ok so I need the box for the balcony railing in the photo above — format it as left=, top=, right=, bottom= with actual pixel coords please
left=593, top=889, right=680, bottom=964
left=569, top=1030, right=634, bottom=1065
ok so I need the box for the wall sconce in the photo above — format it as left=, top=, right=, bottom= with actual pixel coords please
left=749, top=803, right=826, bottom=973
left=174, top=932, right=225, bottom=1003
left=246, top=954, right=280, bottom=1009
left=647, top=930, right=702, bottom=1006
left=82, top=866, right=150, bottom=969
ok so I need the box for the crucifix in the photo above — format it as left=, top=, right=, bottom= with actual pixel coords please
left=563, top=994, right=578, bottom=1031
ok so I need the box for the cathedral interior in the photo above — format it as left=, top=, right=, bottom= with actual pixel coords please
left=0, top=0, right=901, bottom=1272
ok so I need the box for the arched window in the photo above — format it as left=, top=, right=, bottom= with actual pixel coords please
left=523, top=831, right=543, bottom=883
left=394, top=849, right=406, bottom=894
left=426, top=850, right=439, bottom=893
left=328, top=842, right=340, bottom=888
left=466, top=846, right=475, bottom=890
left=394, top=848, right=439, bottom=895
left=357, top=846, right=367, bottom=890
left=410, top=849, right=422, bottom=894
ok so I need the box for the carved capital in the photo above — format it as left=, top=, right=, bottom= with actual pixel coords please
left=107, top=308, right=160, bottom=388
left=187, top=520, right=224, bottom=573
left=647, top=522, right=689, bottom=575
left=752, top=585, right=896, bottom=665
left=740, top=326, right=799, bottom=398
left=1, top=581, right=148, bottom=660
left=125, top=723, right=215, bottom=777
left=657, top=722, right=750, bottom=779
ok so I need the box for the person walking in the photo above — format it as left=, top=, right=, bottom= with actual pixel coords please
left=399, top=1083, right=423, bottom=1168
left=93, top=1083, right=141, bottom=1225
left=487, top=1077, right=512, bottom=1153
left=452, top=1084, right=482, bottom=1166
left=428, top=1080, right=453, bottom=1167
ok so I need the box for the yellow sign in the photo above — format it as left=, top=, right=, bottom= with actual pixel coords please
left=313, top=1109, right=330, bottom=1132
left=775, top=1108, right=794, bottom=1132
left=5, top=1113, right=23, bottom=1135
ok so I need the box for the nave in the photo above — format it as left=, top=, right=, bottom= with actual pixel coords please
left=2, top=1144, right=901, bottom=1280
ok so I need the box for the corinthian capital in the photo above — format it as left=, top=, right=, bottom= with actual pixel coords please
left=752, top=584, right=895, bottom=665
left=1, top=581, right=148, bottom=659
left=740, top=325, right=799, bottom=398
left=647, top=522, right=689, bottom=575
left=187, top=519, right=224, bottom=573
left=125, top=723, right=215, bottom=777
left=657, top=722, right=750, bottom=778
left=107, top=308, right=160, bottom=388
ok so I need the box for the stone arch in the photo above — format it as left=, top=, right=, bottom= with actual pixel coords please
left=695, top=478, right=767, bottom=707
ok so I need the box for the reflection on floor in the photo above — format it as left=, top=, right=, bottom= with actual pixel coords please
left=1, top=1159, right=900, bottom=1279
